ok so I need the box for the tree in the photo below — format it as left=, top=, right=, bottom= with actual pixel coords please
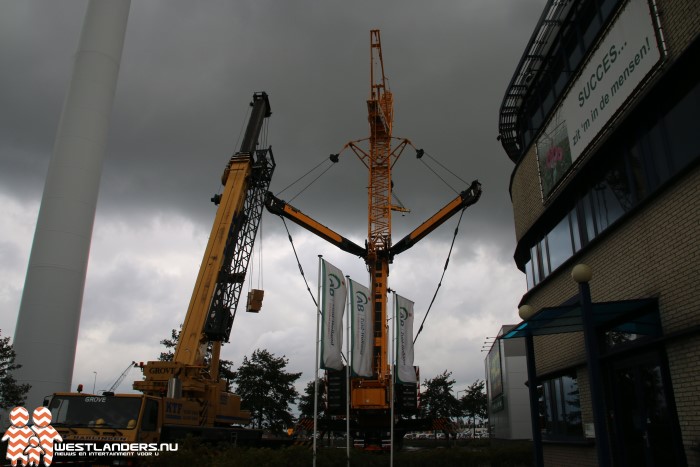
left=419, top=370, right=462, bottom=419
left=158, top=328, right=179, bottom=362
left=159, top=328, right=236, bottom=390
left=0, top=330, right=31, bottom=410
left=298, top=378, right=325, bottom=419
left=460, top=379, right=488, bottom=437
left=233, top=349, right=302, bottom=433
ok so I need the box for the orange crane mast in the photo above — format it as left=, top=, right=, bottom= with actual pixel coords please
left=344, top=30, right=412, bottom=407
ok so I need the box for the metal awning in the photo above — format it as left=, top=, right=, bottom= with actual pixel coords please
left=498, top=0, right=576, bottom=162
left=502, top=298, right=658, bottom=339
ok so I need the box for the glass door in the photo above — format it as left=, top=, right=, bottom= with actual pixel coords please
left=608, top=351, right=685, bottom=466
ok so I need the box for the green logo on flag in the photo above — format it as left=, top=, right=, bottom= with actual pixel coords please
left=328, top=274, right=342, bottom=296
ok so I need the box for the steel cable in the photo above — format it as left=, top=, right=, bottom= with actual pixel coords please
left=413, top=207, right=466, bottom=344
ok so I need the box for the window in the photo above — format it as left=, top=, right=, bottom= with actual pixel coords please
left=570, top=211, right=582, bottom=252
left=48, top=395, right=142, bottom=430
left=665, top=80, right=700, bottom=171
left=550, top=44, right=568, bottom=96
left=141, top=399, right=159, bottom=432
left=580, top=2, right=602, bottom=50
left=538, top=372, right=584, bottom=440
left=581, top=193, right=597, bottom=243
left=600, top=0, right=621, bottom=19
left=542, top=86, right=556, bottom=118
left=525, top=259, right=535, bottom=290
left=643, top=120, right=672, bottom=189
left=547, top=215, right=574, bottom=271
left=531, top=245, right=541, bottom=285
left=563, top=29, right=583, bottom=72
left=627, top=143, right=649, bottom=201
left=531, top=103, right=543, bottom=130
left=539, top=238, right=551, bottom=277
left=590, top=176, right=627, bottom=232
left=603, top=307, right=662, bottom=350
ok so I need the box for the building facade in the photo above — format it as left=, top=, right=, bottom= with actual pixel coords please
left=485, top=325, right=532, bottom=440
left=498, top=0, right=699, bottom=465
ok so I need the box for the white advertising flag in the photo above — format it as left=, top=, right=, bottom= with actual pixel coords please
left=395, top=294, right=416, bottom=383
left=350, top=279, right=373, bottom=377
left=320, top=259, right=346, bottom=371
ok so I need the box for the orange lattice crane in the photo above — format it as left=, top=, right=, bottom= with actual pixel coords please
left=267, top=30, right=481, bottom=447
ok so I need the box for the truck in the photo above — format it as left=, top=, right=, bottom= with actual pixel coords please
left=44, top=92, right=276, bottom=455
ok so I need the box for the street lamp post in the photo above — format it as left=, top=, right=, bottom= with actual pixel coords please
left=572, top=264, right=611, bottom=467
left=519, top=304, right=544, bottom=467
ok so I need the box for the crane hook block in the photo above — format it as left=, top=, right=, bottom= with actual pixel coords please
left=246, top=289, right=264, bottom=313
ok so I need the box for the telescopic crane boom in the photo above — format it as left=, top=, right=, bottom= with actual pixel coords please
left=46, top=93, right=278, bottom=450
left=265, top=196, right=366, bottom=258
left=104, top=362, right=137, bottom=394
left=134, top=92, right=275, bottom=426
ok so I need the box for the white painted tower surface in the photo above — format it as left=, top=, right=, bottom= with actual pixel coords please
left=13, top=0, right=130, bottom=407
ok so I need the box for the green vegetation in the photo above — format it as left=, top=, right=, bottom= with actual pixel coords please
left=298, top=378, right=326, bottom=419
left=460, top=379, right=488, bottom=437
left=233, top=349, right=302, bottom=433
left=419, top=370, right=462, bottom=419
left=0, top=329, right=30, bottom=409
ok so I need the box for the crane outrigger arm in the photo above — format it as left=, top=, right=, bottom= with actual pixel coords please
left=389, top=180, right=482, bottom=259
left=265, top=192, right=367, bottom=258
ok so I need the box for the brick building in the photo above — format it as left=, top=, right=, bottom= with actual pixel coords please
left=496, top=0, right=699, bottom=465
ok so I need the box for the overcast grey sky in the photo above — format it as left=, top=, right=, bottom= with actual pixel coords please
left=1, top=0, right=545, bottom=400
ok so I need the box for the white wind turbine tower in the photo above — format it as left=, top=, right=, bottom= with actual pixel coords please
left=13, top=0, right=131, bottom=408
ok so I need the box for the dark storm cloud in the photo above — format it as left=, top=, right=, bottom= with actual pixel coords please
left=2, top=0, right=546, bottom=387
left=2, top=1, right=545, bottom=255
left=0, top=1, right=85, bottom=199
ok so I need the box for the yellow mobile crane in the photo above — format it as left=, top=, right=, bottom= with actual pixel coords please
left=266, top=31, right=481, bottom=447
left=44, top=92, right=275, bottom=448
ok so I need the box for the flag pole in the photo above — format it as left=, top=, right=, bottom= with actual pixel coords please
left=313, top=255, right=322, bottom=467
left=390, top=291, right=396, bottom=467
left=346, top=275, right=351, bottom=466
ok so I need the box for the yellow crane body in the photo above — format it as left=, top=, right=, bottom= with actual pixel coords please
left=45, top=93, right=275, bottom=451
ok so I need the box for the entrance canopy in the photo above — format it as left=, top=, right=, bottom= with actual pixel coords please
left=502, top=298, right=658, bottom=339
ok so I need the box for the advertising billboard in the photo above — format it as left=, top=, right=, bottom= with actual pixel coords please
left=537, top=0, right=662, bottom=198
